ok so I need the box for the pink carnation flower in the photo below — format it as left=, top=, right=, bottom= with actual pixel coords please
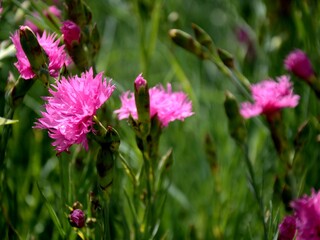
left=278, top=215, right=297, bottom=240
left=291, top=190, right=320, bottom=240
left=35, top=68, right=115, bottom=153
left=11, top=26, right=69, bottom=79
left=114, top=75, right=194, bottom=127
left=284, top=49, right=314, bottom=80
left=240, top=75, right=300, bottom=119
left=36, top=31, right=69, bottom=78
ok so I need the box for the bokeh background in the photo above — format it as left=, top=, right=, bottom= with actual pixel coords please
left=1, top=0, right=320, bottom=239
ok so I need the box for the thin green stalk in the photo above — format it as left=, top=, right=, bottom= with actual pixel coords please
left=241, top=144, right=268, bottom=240
left=209, top=55, right=252, bottom=100
left=58, top=155, right=70, bottom=230
left=132, top=0, right=148, bottom=75
left=119, top=153, right=138, bottom=187
left=103, top=200, right=111, bottom=240
left=0, top=108, right=14, bottom=169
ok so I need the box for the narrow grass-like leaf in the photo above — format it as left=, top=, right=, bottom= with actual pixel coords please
left=37, top=183, right=66, bottom=239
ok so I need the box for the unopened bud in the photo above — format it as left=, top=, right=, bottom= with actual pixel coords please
left=69, top=209, right=86, bottom=228
left=217, top=48, right=234, bottom=69
left=134, top=74, right=151, bottom=137
left=169, top=29, right=209, bottom=59
left=19, top=26, right=48, bottom=73
left=61, top=20, right=81, bottom=47
left=191, top=23, right=215, bottom=54
left=284, top=49, right=314, bottom=81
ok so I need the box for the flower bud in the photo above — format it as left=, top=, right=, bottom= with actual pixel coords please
left=169, top=29, right=209, bottom=59
left=19, top=26, right=48, bottom=74
left=217, top=48, right=234, bottom=69
left=61, top=20, right=81, bottom=47
left=191, top=23, right=215, bottom=54
left=69, top=209, right=86, bottom=228
left=134, top=74, right=151, bottom=138
left=284, top=49, right=314, bottom=81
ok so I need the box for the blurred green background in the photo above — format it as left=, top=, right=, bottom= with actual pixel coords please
left=1, top=0, right=320, bottom=239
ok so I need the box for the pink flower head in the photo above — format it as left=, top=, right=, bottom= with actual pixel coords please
left=36, top=31, right=70, bottom=77
left=11, top=26, right=69, bottom=79
left=278, top=215, right=297, bottom=240
left=240, top=75, right=300, bottom=119
left=284, top=49, right=314, bottom=80
left=61, top=20, right=81, bottom=47
left=115, top=76, right=194, bottom=127
left=291, top=190, right=320, bottom=240
left=34, top=68, right=115, bottom=153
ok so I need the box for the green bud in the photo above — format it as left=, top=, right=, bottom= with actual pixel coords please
left=191, top=23, right=216, bottom=54
left=19, top=26, right=48, bottom=74
left=224, top=91, right=247, bottom=144
left=217, top=48, right=234, bottom=69
left=169, top=29, right=209, bottom=59
left=134, top=74, right=151, bottom=138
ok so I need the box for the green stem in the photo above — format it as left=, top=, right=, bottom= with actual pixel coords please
left=241, top=144, right=268, bottom=240
left=209, top=55, right=252, bottom=100
left=0, top=108, right=14, bottom=169
left=133, top=0, right=148, bottom=75
left=103, top=200, right=111, bottom=240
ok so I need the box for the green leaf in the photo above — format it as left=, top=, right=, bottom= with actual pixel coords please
left=37, top=183, right=66, bottom=239
left=0, top=117, right=19, bottom=126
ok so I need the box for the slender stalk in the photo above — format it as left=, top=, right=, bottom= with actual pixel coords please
left=103, top=200, right=111, bottom=240
left=0, top=108, right=14, bottom=169
left=241, top=144, right=268, bottom=240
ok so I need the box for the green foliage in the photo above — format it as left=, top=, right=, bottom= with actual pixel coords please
left=1, top=0, right=320, bottom=239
